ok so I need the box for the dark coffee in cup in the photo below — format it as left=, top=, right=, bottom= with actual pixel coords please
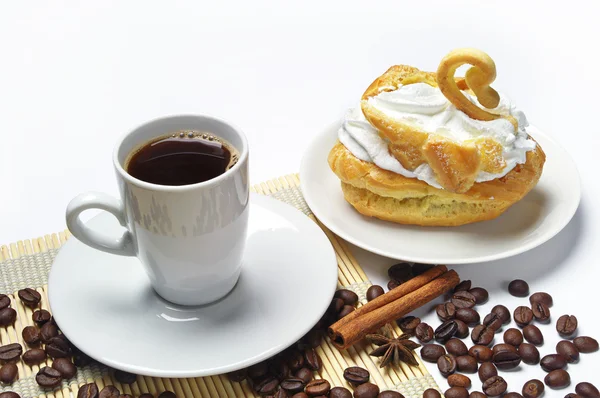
left=126, top=130, right=239, bottom=186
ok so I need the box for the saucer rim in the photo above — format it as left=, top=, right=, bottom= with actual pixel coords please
left=49, top=193, right=338, bottom=377
left=300, top=121, right=581, bottom=264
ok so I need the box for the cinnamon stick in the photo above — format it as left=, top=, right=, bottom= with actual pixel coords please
left=330, top=270, right=459, bottom=349
left=330, top=265, right=447, bottom=332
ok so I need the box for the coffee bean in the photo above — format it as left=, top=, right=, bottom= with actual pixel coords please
left=423, top=389, right=442, bottom=398
left=329, top=298, right=344, bottom=316
left=556, top=340, right=579, bottom=363
left=0, top=308, right=17, bottom=327
left=454, top=280, right=472, bottom=293
left=22, top=326, right=41, bottom=346
left=299, top=329, right=323, bottom=350
left=0, top=343, right=22, bottom=363
left=454, top=320, right=469, bottom=339
left=353, top=382, right=379, bottom=398
left=254, top=377, right=279, bottom=395
left=437, top=354, right=457, bottom=377
left=451, top=291, right=476, bottom=309
left=0, top=363, right=18, bottom=384
left=446, top=339, right=468, bottom=357
left=378, top=391, right=404, bottom=398
left=455, top=355, right=478, bottom=373
left=504, top=328, right=524, bottom=346
left=329, top=387, right=352, bottom=398
left=483, top=376, right=507, bottom=397
left=397, top=316, right=420, bottom=334
left=508, top=279, right=529, bottom=297
left=544, top=369, right=570, bottom=388
left=482, top=313, right=503, bottom=331
left=22, top=348, right=46, bottom=366
left=522, top=379, right=544, bottom=398
left=415, top=323, right=434, bottom=343
left=565, top=394, right=583, bottom=398
left=305, top=379, right=330, bottom=396
left=73, top=348, right=92, bottom=367
left=36, top=366, right=62, bottom=388
left=114, top=369, right=136, bottom=384
left=334, top=289, right=358, bottom=306
left=0, top=295, right=10, bottom=311
left=444, top=387, right=469, bottom=398
left=366, top=286, right=385, bottom=302
left=304, top=348, right=321, bottom=371
left=295, top=368, right=313, bottom=384
left=98, top=385, right=120, bottom=398
left=504, top=393, right=523, bottom=398
left=540, top=354, right=567, bottom=372
left=388, top=263, right=413, bottom=283
left=448, top=374, right=471, bottom=388
left=478, top=362, right=497, bottom=382
left=387, top=280, right=400, bottom=291
left=492, top=343, right=521, bottom=370
left=40, top=322, right=59, bottom=343
left=343, top=366, right=369, bottom=385
left=435, top=320, right=458, bottom=343
left=468, top=345, right=492, bottom=363
left=18, top=288, right=41, bottom=308
left=576, top=382, right=600, bottom=398
left=269, top=358, right=291, bottom=380
left=409, top=263, right=432, bottom=276
left=518, top=343, right=540, bottom=365
left=491, top=305, right=511, bottom=324
left=529, top=292, right=553, bottom=307
left=574, top=336, right=599, bottom=353
left=471, top=325, right=494, bottom=346
left=52, top=358, right=76, bottom=379
left=158, top=393, right=177, bottom=398
left=0, top=393, right=20, bottom=398
left=556, top=315, right=578, bottom=337
left=531, top=301, right=550, bottom=322
left=468, top=288, right=488, bottom=305
left=469, top=392, right=485, bottom=398
left=514, top=306, right=534, bottom=327
left=247, top=361, right=268, bottom=380
left=338, top=305, right=355, bottom=319
left=280, top=378, right=307, bottom=393
left=436, top=303, right=457, bottom=321
left=456, top=308, right=479, bottom=325
left=287, top=351, right=305, bottom=372
left=520, top=325, right=542, bottom=346
left=45, top=336, right=71, bottom=359
left=420, top=344, right=446, bottom=362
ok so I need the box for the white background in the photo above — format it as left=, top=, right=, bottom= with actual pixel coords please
left=1, top=0, right=599, bottom=394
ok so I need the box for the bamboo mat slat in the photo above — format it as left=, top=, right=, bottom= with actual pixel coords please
left=0, top=174, right=438, bottom=398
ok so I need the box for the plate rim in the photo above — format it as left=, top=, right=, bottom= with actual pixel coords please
left=48, top=193, right=338, bottom=377
left=300, top=120, right=581, bottom=264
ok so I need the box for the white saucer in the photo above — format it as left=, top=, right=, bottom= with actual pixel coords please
left=48, top=194, right=337, bottom=377
left=300, top=121, right=580, bottom=264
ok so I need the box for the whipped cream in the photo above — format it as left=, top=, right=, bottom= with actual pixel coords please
left=338, top=82, right=536, bottom=189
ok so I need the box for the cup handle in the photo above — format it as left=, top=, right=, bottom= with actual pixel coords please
left=66, top=192, right=135, bottom=256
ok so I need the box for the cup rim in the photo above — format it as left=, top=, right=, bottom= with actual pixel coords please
left=112, top=114, right=249, bottom=192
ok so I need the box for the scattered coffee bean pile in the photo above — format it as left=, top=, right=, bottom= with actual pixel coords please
left=0, top=290, right=176, bottom=398
left=407, top=274, right=599, bottom=397
left=228, top=288, right=409, bottom=397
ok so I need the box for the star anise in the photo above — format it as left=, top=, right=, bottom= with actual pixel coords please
left=366, top=333, right=421, bottom=368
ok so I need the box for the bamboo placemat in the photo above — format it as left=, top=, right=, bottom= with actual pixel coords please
left=0, top=174, right=439, bottom=398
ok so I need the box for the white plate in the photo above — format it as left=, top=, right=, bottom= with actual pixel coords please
left=48, top=194, right=337, bottom=378
left=300, top=122, right=580, bottom=264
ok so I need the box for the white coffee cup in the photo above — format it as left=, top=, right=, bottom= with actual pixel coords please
left=66, top=115, right=249, bottom=306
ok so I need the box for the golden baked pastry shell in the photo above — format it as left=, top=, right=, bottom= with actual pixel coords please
left=328, top=141, right=545, bottom=226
